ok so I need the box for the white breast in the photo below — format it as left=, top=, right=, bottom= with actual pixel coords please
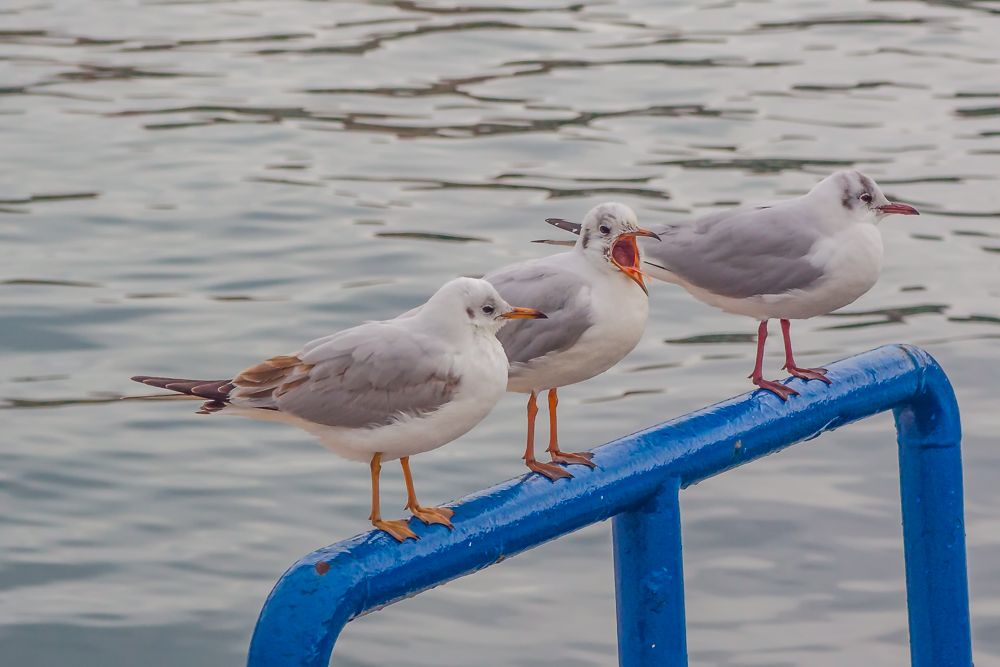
left=507, top=267, right=649, bottom=394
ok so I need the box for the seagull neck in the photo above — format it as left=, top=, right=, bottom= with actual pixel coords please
left=571, top=240, right=612, bottom=272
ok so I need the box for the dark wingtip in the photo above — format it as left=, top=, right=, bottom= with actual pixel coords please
left=132, top=376, right=178, bottom=388
left=531, top=239, right=577, bottom=247
left=544, top=218, right=582, bottom=235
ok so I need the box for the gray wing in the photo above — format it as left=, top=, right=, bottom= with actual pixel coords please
left=641, top=205, right=823, bottom=298
left=485, top=262, right=592, bottom=364
left=274, top=322, right=460, bottom=428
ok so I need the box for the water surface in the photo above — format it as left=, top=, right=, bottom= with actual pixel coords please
left=2, top=0, right=1000, bottom=665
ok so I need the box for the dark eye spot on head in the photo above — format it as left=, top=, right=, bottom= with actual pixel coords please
left=467, top=307, right=474, bottom=318
left=581, top=228, right=590, bottom=248
left=860, top=193, right=873, bottom=204
left=482, top=304, right=494, bottom=315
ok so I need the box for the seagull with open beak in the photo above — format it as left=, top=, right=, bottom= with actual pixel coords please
left=484, top=202, right=660, bottom=481
left=543, top=171, right=920, bottom=400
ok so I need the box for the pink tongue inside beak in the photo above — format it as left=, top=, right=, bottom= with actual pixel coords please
left=612, top=237, right=637, bottom=268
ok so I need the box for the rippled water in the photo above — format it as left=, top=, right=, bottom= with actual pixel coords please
left=2, top=0, right=1000, bottom=665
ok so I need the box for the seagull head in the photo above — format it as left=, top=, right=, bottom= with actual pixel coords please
left=425, top=277, right=546, bottom=336
left=575, top=202, right=660, bottom=294
left=814, top=171, right=920, bottom=224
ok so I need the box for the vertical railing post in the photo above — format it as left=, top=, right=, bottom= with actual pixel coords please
left=612, top=476, right=687, bottom=667
left=894, top=351, right=971, bottom=667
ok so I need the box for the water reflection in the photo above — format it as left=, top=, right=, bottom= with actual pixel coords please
left=112, top=101, right=749, bottom=137
left=256, top=21, right=579, bottom=57
left=754, top=14, right=949, bottom=31
left=644, top=157, right=863, bottom=173
left=330, top=174, right=672, bottom=200
left=374, top=231, right=490, bottom=242
left=2, top=0, right=1000, bottom=666
left=821, top=304, right=948, bottom=330
left=666, top=333, right=757, bottom=345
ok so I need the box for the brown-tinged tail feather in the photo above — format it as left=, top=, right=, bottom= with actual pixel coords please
left=131, top=376, right=234, bottom=403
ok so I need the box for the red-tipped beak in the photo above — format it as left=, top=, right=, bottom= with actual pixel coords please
left=502, top=307, right=547, bottom=320
left=611, top=231, right=654, bottom=295
left=879, top=203, right=920, bottom=216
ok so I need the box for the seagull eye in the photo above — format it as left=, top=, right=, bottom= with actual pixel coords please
left=599, top=225, right=611, bottom=235
left=860, top=193, right=873, bottom=204
left=482, top=305, right=494, bottom=315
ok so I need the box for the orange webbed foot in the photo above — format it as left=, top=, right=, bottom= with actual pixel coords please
left=549, top=450, right=596, bottom=468
left=408, top=505, right=455, bottom=529
left=527, top=459, right=574, bottom=482
left=373, top=519, right=419, bottom=542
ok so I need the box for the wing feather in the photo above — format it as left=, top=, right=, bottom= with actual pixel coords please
left=485, top=261, right=592, bottom=365
left=267, top=322, right=462, bottom=428
left=641, top=205, right=824, bottom=298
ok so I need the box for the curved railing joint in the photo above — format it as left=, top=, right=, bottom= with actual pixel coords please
left=247, top=345, right=972, bottom=667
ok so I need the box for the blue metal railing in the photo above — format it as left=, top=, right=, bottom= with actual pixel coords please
left=247, top=344, right=971, bottom=667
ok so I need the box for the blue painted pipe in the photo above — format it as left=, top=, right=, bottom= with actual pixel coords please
left=894, top=353, right=969, bottom=667
left=247, top=345, right=970, bottom=667
left=613, top=476, right=687, bottom=666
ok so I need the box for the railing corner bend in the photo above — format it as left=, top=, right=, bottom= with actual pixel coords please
left=247, top=344, right=972, bottom=667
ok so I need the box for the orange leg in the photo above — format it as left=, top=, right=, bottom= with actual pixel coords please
left=546, top=388, right=595, bottom=467
left=523, top=392, right=572, bottom=481
left=369, top=452, right=417, bottom=542
left=400, top=456, right=454, bottom=529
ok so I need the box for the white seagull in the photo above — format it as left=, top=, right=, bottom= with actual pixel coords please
left=131, top=277, right=545, bottom=542
left=543, top=171, right=919, bottom=400
left=484, top=202, right=660, bottom=481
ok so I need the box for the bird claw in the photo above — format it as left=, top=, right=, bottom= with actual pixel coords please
left=408, top=505, right=455, bottom=529
left=785, top=365, right=832, bottom=384
left=526, top=459, right=574, bottom=482
left=549, top=450, right=596, bottom=468
left=752, top=377, right=799, bottom=401
left=373, top=519, right=419, bottom=542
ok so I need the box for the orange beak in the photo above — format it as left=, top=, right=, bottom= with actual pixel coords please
left=610, top=228, right=658, bottom=295
left=502, top=307, right=547, bottom=320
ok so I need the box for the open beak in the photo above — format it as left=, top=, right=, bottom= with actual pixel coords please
left=878, top=202, right=920, bottom=216
left=502, top=307, right=547, bottom=320
left=611, top=229, right=658, bottom=295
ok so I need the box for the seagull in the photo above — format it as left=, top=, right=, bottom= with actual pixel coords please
left=484, top=202, right=660, bottom=481
left=130, top=277, right=545, bottom=542
left=543, top=171, right=919, bottom=400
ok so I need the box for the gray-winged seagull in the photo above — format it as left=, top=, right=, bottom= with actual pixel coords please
left=485, top=202, right=660, bottom=481
left=543, top=171, right=919, bottom=400
left=131, top=277, right=545, bottom=542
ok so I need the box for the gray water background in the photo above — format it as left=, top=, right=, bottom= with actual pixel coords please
left=2, top=0, right=1000, bottom=665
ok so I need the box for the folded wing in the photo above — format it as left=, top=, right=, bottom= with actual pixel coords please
left=269, top=322, right=462, bottom=429
left=486, top=262, right=592, bottom=366
left=642, top=205, right=824, bottom=298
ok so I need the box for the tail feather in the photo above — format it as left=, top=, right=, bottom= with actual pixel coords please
left=131, top=376, right=234, bottom=403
